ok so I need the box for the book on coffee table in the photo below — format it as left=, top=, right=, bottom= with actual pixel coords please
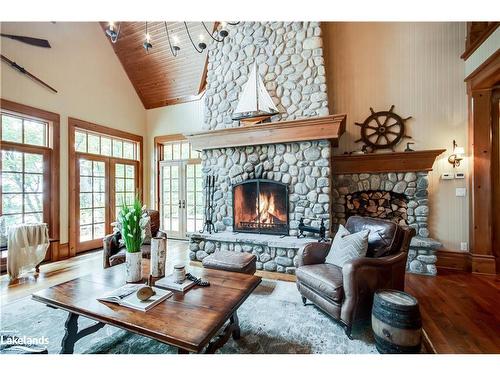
left=98, top=284, right=172, bottom=312
left=155, top=274, right=195, bottom=292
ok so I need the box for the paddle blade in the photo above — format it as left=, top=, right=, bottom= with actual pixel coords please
left=0, top=34, right=51, bottom=48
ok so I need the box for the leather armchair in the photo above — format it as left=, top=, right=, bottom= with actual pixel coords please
left=296, top=216, right=415, bottom=338
left=103, top=210, right=167, bottom=268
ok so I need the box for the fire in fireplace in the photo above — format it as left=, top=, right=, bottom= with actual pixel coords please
left=233, top=179, right=288, bottom=235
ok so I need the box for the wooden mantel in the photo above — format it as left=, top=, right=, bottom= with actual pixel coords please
left=184, top=114, right=346, bottom=150
left=331, top=149, right=446, bottom=174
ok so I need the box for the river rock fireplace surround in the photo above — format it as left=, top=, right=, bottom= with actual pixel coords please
left=184, top=21, right=443, bottom=277
left=186, top=115, right=346, bottom=274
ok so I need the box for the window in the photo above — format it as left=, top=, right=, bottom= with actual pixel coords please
left=1, top=150, right=45, bottom=229
left=0, top=102, right=59, bottom=257
left=69, top=118, right=143, bottom=254
left=162, top=140, right=199, bottom=161
left=115, top=163, right=136, bottom=217
left=1, top=113, right=49, bottom=147
left=75, top=128, right=139, bottom=161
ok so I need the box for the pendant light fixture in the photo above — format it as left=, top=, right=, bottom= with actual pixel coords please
left=105, top=21, right=239, bottom=56
left=105, top=22, right=121, bottom=43
left=143, top=22, right=153, bottom=52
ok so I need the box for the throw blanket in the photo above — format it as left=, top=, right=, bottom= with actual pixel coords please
left=7, top=223, right=49, bottom=280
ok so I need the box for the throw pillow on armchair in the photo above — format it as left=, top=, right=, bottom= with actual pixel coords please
left=325, top=224, right=370, bottom=268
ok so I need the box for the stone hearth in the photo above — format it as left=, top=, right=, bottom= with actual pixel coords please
left=189, top=232, right=318, bottom=274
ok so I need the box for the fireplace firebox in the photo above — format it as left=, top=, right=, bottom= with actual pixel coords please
left=232, top=179, right=289, bottom=235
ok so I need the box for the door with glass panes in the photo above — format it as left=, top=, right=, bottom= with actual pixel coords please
left=76, top=156, right=139, bottom=252
left=160, top=160, right=203, bottom=239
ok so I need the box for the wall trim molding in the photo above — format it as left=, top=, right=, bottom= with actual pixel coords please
left=436, top=249, right=470, bottom=272
left=436, top=249, right=497, bottom=275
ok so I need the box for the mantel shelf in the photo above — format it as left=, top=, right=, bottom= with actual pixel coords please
left=184, top=114, right=346, bottom=150
left=331, top=149, right=446, bottom=174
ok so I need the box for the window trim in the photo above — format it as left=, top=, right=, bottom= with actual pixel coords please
left=0, top=98, right=60, bottom=261
left=68, top=117, right=143, bottom=257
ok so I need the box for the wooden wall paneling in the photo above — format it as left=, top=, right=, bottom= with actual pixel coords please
left=436, top=249, right=471, bottom=272
left=470, top=89, right=496, bottom=274
left=461, top=22, right=499, bottom=60
left=466, top=50, right=500, bottom=274
left=492, top=89, right=500, bottom=272
left=100, top=22, right=212, bottom=109
left=0, top=99, right=61, bottom=260
left=68, top=120, right=77, bottom=257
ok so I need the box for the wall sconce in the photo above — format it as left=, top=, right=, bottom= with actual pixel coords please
left=448, top=140, right=464, bottom=168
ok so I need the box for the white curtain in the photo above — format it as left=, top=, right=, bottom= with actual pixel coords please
left=7, top=223, right=49, bottom=280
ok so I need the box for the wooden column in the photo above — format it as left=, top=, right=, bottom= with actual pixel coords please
left=464, top=48, right=500, bottom=274
left=470, top=89, right=497, bottom=274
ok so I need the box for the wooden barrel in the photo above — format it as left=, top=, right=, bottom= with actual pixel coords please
left=371, top=289, right=422, bottom=354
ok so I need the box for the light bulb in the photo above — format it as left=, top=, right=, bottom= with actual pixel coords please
left=220, top=21, right=227, bottom=28
left=108, top=21, right=115, bottom=31
left=199, top=34, right=205, bottom=41
left=173, top=35, right=179, bottom=45
left=145, top=33, right=151, bottom=43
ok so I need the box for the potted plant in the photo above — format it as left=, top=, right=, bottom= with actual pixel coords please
left=118, top=196, right=148, bottom=283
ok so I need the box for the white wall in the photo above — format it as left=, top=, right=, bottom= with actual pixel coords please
left=322, top=22, right=469, bottom=251
left=144, top=99, right=204, bottom=208
left=0, top=22, right=146, bottom=243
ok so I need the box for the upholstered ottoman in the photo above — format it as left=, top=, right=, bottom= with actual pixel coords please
left=202, top=250, right=257, bottom=275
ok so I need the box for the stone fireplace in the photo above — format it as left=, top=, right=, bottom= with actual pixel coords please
left=188, top=138, right=334, bottom=274
left=185, top=21, right=340, bottom=274
left=233, top=179, right=289, bottom=235
left=186, top=21, right=442, bottom=277
left=330, top=150, right=445, bottom=276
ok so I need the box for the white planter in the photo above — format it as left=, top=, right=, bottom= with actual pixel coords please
left=150, top=237, right=167, bottom=278
left=125, top=251, right=142, bottom=283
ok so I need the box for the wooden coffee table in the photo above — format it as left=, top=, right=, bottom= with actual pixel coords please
left=31, top=262, right=261, bottom=354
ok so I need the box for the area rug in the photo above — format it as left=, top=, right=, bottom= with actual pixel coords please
left=0, top=279, right=377, bottom=354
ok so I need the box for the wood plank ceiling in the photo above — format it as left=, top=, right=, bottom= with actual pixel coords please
left=101, top=22, right=213, bottom=109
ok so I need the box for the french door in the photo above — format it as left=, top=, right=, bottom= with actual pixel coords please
left=159, top=160, right=203, bottom=239
left=75, top=153, right=139, bottom=253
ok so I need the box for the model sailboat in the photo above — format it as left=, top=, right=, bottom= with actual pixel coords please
left=232, top=63, right=280, bottom=125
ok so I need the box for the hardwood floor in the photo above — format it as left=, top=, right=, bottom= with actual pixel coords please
left=405, top=269, right=500, bottom=354
left=2, top=242, right=499, bottom=354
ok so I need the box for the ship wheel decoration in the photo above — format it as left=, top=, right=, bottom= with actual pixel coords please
left=355, top=105, right=412, bottom=152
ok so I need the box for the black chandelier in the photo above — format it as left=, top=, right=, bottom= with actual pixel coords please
left=104, top=21, right=239, bottom=55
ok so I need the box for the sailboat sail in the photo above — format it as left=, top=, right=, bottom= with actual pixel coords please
left=234, top=65, right=258, bottom=114
left=257, top=74, right=278, bottom=113
left=232, top=63, right=280, bottom=121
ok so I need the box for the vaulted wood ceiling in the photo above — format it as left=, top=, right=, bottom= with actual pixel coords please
left=101, top=22, right=213, bottom=109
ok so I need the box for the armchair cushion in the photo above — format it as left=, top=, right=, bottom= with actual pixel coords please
left=325, top=224, right=370, bottom=268
left=296, top=263, right=344, bottom=302
left=345, top=216, right=403, bottom=258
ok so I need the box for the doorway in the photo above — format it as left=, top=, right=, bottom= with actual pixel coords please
left=159, top=160, right=203, bottom=239
left=75, top=155, right=139, bottom=253
left=69, top=118, right=143, bottom=256
left=156, top=137, right=203, bottom=239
